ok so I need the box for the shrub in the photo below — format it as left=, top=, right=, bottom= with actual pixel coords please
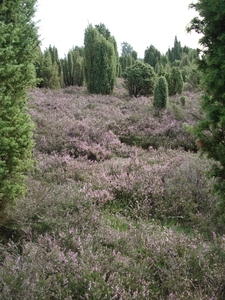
left=123, top=61, right=157, bottom=97
left=180, top=95, right=186, bottom=106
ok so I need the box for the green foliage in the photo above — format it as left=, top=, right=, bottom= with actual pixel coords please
left=119, top=54, right=135, bottom=74
left=121, top=41, right=134, bottom=56
left=166, top=37, right=199, bottom=66
left=144, top=44, right=161, bottom=69
left=48, top=45, right=63, bottom=85
left=168, top=66, right=183, bottom=95
left=154, top=62, right=167, bottom=76
left=123, top=61, right=157, bottom=97
left=185, top=64, right=201, bottom=91
left=46, top=51, right=60, bottom=89
left=35, top=45, right=62, bottom=89
left=131, top=50, right=137, bottom=60
left=180, top=96, right=186, bottom=106
left=187, top=0, right=225, bottom=209
left=84, top=24, right=117, bottom=94
left=61, top=47, right=84, bottom=87
left=153, top=76, right=168, bottom=110
left=167, top=36, right=182, bottom=63
left=0, top=0, right=39, bottom=221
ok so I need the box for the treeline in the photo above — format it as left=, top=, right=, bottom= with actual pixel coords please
left=33, top=23, right=201, bottom=96
left=35, top=45, right=84, bottom=89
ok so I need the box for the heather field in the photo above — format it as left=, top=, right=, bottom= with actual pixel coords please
left=1, top=79, right=225, bottom=299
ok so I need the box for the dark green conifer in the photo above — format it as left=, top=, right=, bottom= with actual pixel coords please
left=187, top=0, right=225, bottom=213
left=168, top=67, right=183, bottom=95
left=38, top=49, right=61, bottom=89
left=153, top=76, right=169, bottom=110
left=84, top=24, right=117, bottom=94
left=0, top=0, right=39, bottom=221
left=61, top=48, right=84, bottom=87
left=123, top=62, right=157, bottom=97
left=144, top=45, right=161, bottom=69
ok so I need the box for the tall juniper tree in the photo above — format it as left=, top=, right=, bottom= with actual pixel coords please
left=61, top=47, right=84, bottom=87
left=0, top=0, right=39, bottom=222
left=168, top=66, right=183, bottom=96
left=187, top=0, right=225, bottom=225
left=153, top=76, right=169, bottom=110
left=144, top=45, right=161, bottom=69
left=84, top=24, right=117, bottom=94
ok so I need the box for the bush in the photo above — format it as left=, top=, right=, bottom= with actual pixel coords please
left=123, top=61, right=157, bottom=97
left=180, top=96, right=186, bottom=106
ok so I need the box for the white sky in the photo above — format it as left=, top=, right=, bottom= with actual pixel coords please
left=34, top=0, right=200, bottom=59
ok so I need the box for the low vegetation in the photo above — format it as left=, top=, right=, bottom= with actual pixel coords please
left=1, top=80, right=225, bottom=299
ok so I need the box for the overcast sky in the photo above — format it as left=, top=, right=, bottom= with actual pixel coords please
left=34, top=0, right=200, bottom=59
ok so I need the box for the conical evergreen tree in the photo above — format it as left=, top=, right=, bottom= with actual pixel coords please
left=153, top=76, right=169, bottom=110
left=61, top=48, right=84, bottom=87
left=39, top=49, right=61, bottom=89
left=187, top=0, right=225, bottom=213
left=0, top=0, right=39, bottom=221
left=119, top=54, right=135, bottom=74
left=168, top=67, right=183, bottom=95
left=84, top=24, right=117, bottom=94
left=144, top=45, right=161, bottom=68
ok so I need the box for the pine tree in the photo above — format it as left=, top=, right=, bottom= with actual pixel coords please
left=0, top=0, right=39, bottom=221
left=187, top=0, right=225, bottom=210
left=153, top=76, right=169, bottom=110
left=84, top=24, right=117, bottom=94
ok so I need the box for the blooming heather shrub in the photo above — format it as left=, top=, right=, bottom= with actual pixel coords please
left=29, top=87, right=198, bottom=156
left=162, top=155, right=218, bottom=234
left=1, top=83, right=223, bottom=299
left=30, top=88, right=132, bottom=160
left=1, top=220, right=225, bottom=299
left=78, top=148, right=218, bottom=234
left=120, top=114, right=196, bottom=151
